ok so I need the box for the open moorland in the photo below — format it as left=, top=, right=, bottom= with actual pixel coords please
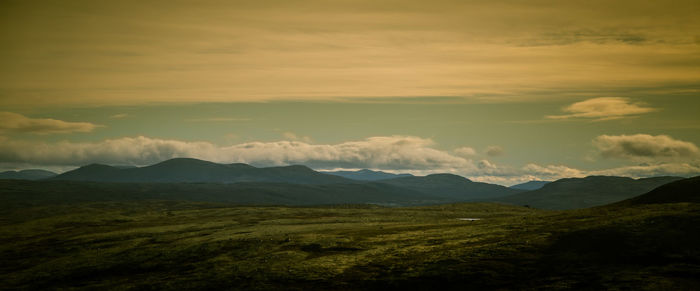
left=2, top=199, right=699, bottom=290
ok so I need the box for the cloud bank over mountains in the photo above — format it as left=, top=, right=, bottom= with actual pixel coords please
left=0, top=136, right=474, bottom=171
left=0, top=134, right=697, bottom=185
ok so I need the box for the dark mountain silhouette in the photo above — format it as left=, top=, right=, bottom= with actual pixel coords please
left=45, top=158, right=534, bottom=204
left=52, top=164, right=123, bottom=181
left=376, top=174, right=522, bottom=201
left=624, top=176, right=700, bottom=205
left=324, top=169, right=413, bottom=181
left=36, top=159, right=535, bottom=205
left=50, top=158, right=353, bottom=184
left=0, top=179, right=449, bottom=208
left=0, top=169, right=57, bottom=180
left=510, top=180, right=550, bottom=191
left=496, top=175, right=684, bottom=210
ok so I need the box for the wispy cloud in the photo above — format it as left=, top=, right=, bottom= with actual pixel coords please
left=454, top=147, right=477, bottom=157
left=109, top=113, right=128, bottom=119
left=547, top=97, right=657, bottom=121
left=185, top=117, right=252, bottom=122
left=485, top=145, right=505, bottom=157
left=0, top=112, right=99, bottom=134
left=2, top=1, right=699, bottom=107
left=282, top=132, right=313, bottom=143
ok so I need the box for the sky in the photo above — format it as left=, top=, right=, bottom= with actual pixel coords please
left=1, top=0, right=699, bottom=185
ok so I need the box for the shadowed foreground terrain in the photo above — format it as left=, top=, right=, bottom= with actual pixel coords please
left=1, top=200, right=699, bottom=290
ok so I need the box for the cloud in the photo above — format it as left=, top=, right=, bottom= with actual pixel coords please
left=281, top=132, right=313, bottom=143
left=0, top=135, right=477, bottom=172
left=109, top=113, right=128, bottom=119
left=467, top=163, right=585, bottom=185
left=485, top=145, right=505, bottom=157
left=2, top=135, right=698, bottom=185
left=185, top=117, right=252, bottom=122
left=593, top=134, right=700, bottom=160
left=521, top=164, right=586, bottom=179
left=0, top=112, right=99, bottom=134
left=591, top=163, right=700, bottom=178
left=473, top=162, right=700, bottom=186
left=454, top=147, right=477, bottom=157
left=547, top=97, right=657, bottom=121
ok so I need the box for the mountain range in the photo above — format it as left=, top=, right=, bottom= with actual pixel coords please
left=323, top=169, right=413, bottom=181
left=50, top=158, right=352, bottom=184
left=44, top=158, right=522, bottom=203
left=0, top=169, right=56, bottom=180
left=2, top=158, right=696, bottom=210
left=495, top=175, right=685, bottom=210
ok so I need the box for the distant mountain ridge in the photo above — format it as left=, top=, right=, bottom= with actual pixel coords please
left=51, top=158, right=354, bottom=184
left=510, top=181, right=550, bottom=191
left=324, top=169, right=413, bottom=181
left=46, top=158, right=524, bottom=203
left=0, top=169, right=57, bottom=180
left=376, top=173, right=523, bottom=201
left=495, top=175, right=684, bottom=210
left=31, top=158, right=692, bottom=209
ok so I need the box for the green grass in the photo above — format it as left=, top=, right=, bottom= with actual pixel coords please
left=1, top=201, right=699, bottom=290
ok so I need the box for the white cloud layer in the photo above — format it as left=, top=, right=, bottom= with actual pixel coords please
left=547, top=97, right=656, bottom=121
left=0, top=135, right=476, bottom=171
left=594, top=134, right=700, bottom=159
left=0, top=112, right=99, bottom=134
left=1, top=135, right=697, bottom=185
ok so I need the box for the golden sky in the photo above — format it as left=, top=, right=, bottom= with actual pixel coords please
left=1, top=0, right=699, bottom=184
left=2, top=0, right=699, bottom=107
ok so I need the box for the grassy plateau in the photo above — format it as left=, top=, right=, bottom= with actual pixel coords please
left=1, top=200, right=699, bottom=290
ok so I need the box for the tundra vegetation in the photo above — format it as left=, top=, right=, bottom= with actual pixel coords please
left=1, top=200, right=698, bottom=290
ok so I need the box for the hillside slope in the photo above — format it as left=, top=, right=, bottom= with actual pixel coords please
left=496, top=175, right=684, bottom=210
left=377, top=174, right=522, bottom=201
left=324, top=169, right=413, bottom=181
left=510, top=181, right=549, bottom=191
left=0, top=169, right=57, bottom=180
left=624, top=176, right=700, bottom=205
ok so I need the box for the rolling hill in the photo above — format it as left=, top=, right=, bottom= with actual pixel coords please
left=324, top=169, right=413, bottom=181
left=0, top=169, right=57, bottom=180
left=376, top=174, right=523, bottom=201
left=496, top=175, right=684, bottom=210
left=624, top=175, right=700, bottom=205
left=50, top=158, right=354, bottom=184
